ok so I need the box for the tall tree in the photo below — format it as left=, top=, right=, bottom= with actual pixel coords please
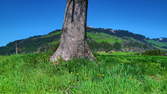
left=50, top=0, right=94, bottom=62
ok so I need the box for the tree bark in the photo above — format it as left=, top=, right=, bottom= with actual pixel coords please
left=50, top=0, right=94, bottom=62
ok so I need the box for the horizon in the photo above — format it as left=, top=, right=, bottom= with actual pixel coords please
left=0, top=0, right=167, bottom=46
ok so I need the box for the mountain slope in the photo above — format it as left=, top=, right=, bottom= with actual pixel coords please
left=0, top=27, right=166, bottom=55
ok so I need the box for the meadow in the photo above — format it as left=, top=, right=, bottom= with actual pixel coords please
left=0, top=52, right=167, bottom=94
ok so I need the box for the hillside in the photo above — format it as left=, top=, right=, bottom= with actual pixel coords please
left=0, top=27, right=167, bottom=55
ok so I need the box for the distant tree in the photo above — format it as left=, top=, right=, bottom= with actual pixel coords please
left=50, top=0, right=94, bottom=62
left=142, top=49, right=166, bottom=56
left=15, top=42, right=18, bottom=54
left=113, top=42, right=122, bottom=50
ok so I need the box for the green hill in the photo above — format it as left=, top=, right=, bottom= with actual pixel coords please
left=0, top=27, right=167, bottom=55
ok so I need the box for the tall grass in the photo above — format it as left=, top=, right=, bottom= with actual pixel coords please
left=0, top=53, right=167, bottom=94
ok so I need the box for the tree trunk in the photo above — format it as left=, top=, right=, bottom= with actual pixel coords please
left=50, top=0, right=94, bottom=62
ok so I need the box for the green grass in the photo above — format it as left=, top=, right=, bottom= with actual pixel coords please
left=0, top=53, right=167, bottom=94
left=87, top=32, right=123, bottom=44
left=147, top=40, right=167, bottom=49
left=111, top=51, right=137, bottom=56
left=41, top=31, right=61, bottom=39
left=96, top=51, right=137, bottom=56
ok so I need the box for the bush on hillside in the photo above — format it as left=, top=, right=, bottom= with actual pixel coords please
left=142, top=49, right=167, bottom=56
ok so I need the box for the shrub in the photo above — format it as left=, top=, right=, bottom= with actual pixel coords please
left=142, top=49, right=166, bottom=56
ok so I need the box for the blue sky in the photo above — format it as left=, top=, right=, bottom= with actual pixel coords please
left=0, top=0, right=167, bottom=46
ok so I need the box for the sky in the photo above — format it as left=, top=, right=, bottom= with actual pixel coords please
left=0, top=0, right=167, bottom=46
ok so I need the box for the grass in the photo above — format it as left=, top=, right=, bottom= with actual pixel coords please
left=111, top=52, right=137, bottom=56
left=96, top=51, right=137, bottom=56
left=147, top=40, right=167, bottom=49
left=87, top=32, right=123, bottom=44
left=0, top=52, right=167, bottom=94
left=41, top=31, right=61, bottom=39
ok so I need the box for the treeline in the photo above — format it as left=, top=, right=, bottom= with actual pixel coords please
left=142, top=49, right=167, bottom=56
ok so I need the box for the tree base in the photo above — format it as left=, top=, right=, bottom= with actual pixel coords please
left=50, top=41, right=95, bottom=62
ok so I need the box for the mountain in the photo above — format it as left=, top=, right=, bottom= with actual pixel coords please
left=0, top=27, right=167, bottom=55
left=153, top=38, right=167, bottom=43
